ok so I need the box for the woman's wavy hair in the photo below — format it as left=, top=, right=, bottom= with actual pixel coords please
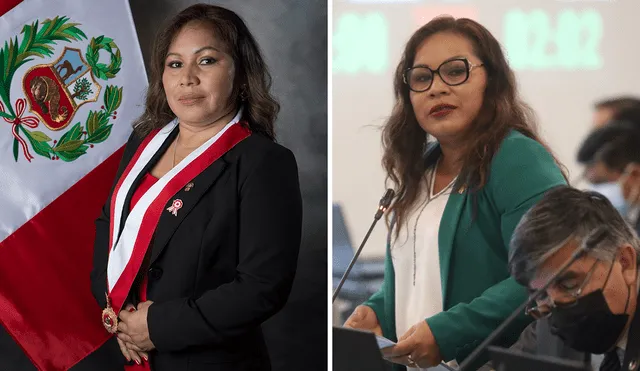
left=133, top=3, right=279, bottom=140
left=383, top=16, right=567, bottom=237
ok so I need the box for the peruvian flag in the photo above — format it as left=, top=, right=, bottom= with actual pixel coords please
left=0, top=0, right=147, bottom=370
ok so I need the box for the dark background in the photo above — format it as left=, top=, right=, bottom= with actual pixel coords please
left=0, top=1, right=327, bottom=370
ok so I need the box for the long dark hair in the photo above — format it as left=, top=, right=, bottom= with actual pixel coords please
left=382, top=16, right=567, bottom=237
left=133, top=3, right=279, bottom=140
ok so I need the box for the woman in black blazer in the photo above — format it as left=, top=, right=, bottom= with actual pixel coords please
left=89, top=4, right=302, bottom=371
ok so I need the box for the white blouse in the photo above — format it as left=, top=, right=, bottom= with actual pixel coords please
left=391, top=164, right=456, bottom=371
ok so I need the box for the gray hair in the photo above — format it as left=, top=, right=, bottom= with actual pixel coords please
left=508, top=185, right=640, bottom=287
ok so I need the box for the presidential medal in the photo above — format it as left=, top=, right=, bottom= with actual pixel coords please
left=102, top=293, right=118, bottom=334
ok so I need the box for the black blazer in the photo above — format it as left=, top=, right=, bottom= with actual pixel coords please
left=90, top=125, right=303, bottom=371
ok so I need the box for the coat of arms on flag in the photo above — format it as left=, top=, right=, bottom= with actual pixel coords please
left=0, top=1, right=148, bottom=370
left=0, top=16, right=123, bottom=162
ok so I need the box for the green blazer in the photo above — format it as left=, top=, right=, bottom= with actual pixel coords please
left=363, top=130, right=567, bottom=369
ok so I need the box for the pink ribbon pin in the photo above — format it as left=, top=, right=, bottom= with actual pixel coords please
left=166, top=199, right=183, bottom=216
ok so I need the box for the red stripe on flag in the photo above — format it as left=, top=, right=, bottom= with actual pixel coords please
left=0, top=0, right=23, bottom=17
left=0, top=147, right=125, bottom=371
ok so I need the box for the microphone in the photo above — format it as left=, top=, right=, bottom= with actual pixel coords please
left=458, top=226, right=608, bottom=371
left=332, top=188, right=395, bottom=303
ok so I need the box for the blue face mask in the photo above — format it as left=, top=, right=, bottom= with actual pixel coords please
left=586, top=182, right=629, bottom=217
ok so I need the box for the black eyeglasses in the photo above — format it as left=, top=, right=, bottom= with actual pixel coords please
left=403, top=58, right=484, bottom=93
left=524, top=257, right=615, bottom=319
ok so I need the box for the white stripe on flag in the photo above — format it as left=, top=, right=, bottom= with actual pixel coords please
left=0, top=0, right=147, bottom=242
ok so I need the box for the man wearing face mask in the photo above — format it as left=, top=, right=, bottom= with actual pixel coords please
left=480, top=106, right=640, bottom=371
left=583, top=101, right=640, bottom=212
left=577, top=121, right=640, bottom=235
left=508, top=186, right=640, bottom=371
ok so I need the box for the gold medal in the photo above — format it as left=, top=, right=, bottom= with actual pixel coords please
left=102, top=293, right=118, bottom=334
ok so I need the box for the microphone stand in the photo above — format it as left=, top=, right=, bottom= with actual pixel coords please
left=332, top=189, right=395, bottom=303
left=458, top=227, right=608, bottom=371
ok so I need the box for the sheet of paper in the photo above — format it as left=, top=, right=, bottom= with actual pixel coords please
left=376, top=335, right=396, bottom=349
left=429, top=363, right=456, bottom=370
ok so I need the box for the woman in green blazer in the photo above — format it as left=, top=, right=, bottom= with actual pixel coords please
left=343, top=16, right=567, bottom=370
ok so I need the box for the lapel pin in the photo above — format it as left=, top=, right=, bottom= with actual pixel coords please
left=185, top=182, right=194, bottom=192
left=167, top=199, right=183, bottom=216
left=458, top=185, right=466, bottom=194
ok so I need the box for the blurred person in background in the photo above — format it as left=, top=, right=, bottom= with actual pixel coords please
left=578, top=122, right=640, bottom=234
left=585, top=99, right=640, bottom=213
left=592, top=96, right=640, bottom=129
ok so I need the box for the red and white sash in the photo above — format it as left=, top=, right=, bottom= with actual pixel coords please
left=105, top=109, right=249, bottom=314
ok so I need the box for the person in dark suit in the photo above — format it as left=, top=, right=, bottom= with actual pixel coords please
left=486, top=114, right=640, bottom=371
left=509, top=186, right=640, bottom=371
left=89, top=4, right=302, bottom=371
